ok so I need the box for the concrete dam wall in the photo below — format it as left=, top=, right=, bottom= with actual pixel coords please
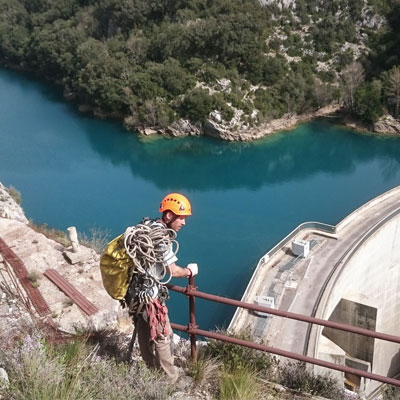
left=229, top=186, right=400, bottom=397
left=313, top=206, right=400, bottom=395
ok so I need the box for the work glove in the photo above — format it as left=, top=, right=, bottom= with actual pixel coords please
left=186, top=263, right=198, bottom=277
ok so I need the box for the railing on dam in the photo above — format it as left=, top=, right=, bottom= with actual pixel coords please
left=168, top=276, right=400, bottom=388
left=229, top=220, right=336, bottom=329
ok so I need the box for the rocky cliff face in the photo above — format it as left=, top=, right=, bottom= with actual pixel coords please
left=0, top=183, right=125, bottom=334
left=203, top=104, right=341, bottom=141
left=0, top=183, right=28, bottom=224
left=374, top=115, right=400, bottom=135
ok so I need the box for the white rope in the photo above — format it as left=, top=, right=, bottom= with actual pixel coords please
left=123, top=221, right=178, bottom=285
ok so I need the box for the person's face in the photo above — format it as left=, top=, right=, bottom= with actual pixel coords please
left=169, top=214, right=187, bottom=232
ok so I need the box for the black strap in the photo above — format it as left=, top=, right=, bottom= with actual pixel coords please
left=126, top=315, right=138, bottom=363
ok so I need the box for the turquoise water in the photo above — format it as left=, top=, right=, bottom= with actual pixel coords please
left=1, top=67, right=400, bottom=330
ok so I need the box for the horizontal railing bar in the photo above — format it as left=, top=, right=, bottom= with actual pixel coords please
left=171, top=322, right=400, bottom=387
left=167, top=284, right=400, bottom=344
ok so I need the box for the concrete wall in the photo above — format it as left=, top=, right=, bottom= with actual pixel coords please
left=322, top=299, right=377, bottom=363
left=315, top=214, right=400, bottom=394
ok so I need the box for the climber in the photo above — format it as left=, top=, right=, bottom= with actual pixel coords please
left=132, top=193, right=198, bottom=383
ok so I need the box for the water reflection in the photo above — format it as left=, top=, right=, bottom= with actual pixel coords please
left=2, top=67, right=400, bottom=191
left=83, top=119, right=400, bottom=190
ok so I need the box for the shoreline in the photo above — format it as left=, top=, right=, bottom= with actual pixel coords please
left=2, top=65, right=399, bottom=141
left=76, top=100, right=400, bottom=142
left=215, top=109, right=400, bottom=141
left=216, top=104, right=343, bottom=142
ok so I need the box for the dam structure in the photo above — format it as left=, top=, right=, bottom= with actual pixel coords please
left=229, top=186, right=400, bottom=396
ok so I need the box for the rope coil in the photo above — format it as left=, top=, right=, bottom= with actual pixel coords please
left=123, top=219, right=177, bottom=342
left=123, top=220, right=178, bottom=286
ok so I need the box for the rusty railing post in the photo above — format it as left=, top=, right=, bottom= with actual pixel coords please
left=187, top=275, right=198, bottom=362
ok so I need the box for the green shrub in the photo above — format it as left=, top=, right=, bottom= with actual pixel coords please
left=185, top=57, right=203, bottom=73
left=382, top=384, right=400, bottom=399
left=278, top=361, right=345, bottom=398
left=204, top=330, right=273, bottom=376
left=224, top=92, right=243, bottom=109
left=200, top=64, right=227, bottom=84
left=242, top=101, right=255, bottom=116
left=213, top=94, right=234, bottom=121
left=5, top=185, right=22, bottom=205
left=179, top=88, right=215, bottom=122
left=253, top=88, right=284, bottom=118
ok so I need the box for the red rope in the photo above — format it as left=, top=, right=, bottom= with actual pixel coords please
left=146, top=299, right=169, bottom=341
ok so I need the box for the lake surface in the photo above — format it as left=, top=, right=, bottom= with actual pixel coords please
left=1, top=67, right=400, bottom=330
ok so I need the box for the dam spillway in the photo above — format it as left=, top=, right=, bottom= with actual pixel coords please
left=229, top=186, right=400, bottom=396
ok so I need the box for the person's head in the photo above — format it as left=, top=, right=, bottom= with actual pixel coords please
left=159, top=193, right=192, bottom=232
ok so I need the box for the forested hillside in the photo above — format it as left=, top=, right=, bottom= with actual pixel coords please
left=0, top=0, right=399, bottom=135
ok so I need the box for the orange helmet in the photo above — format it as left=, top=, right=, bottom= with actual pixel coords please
left=159, top=193, right=192, bottom=216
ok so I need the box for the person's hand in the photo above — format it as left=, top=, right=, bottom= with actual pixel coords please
left=186, top=263, right=198, bottom=276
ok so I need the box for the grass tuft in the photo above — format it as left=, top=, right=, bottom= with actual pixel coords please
left=29, top=220, right=70, bottom=247
left=0, top=327, right=174, bottom=400
left=80, top=226, right=111, bottom=253
left=186, top=351, right=221, bottom=386
left=219, top=366, right=264, bottom=400
left=5, top=185, right=22, bottom=205
left=27, top=270, right=41, bottom=288
left=28, top=222, right=110, bottom=253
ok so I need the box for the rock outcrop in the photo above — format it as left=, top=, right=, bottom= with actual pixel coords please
left=0, top=183, right=123, bottom=334
left=0, top=183, right=28, bottom=224
left=132, top=119, right=202, bottom=138
left=203, top=104, right=341, bottom=141
left=373, top=114, right=400, bottom=135
left=166, top=119, right=202, bottom=137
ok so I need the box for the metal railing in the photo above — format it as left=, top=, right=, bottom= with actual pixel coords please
left=167, top=276, right=400, bottom=388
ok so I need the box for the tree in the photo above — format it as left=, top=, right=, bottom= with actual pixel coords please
left=0, top=0, right=30, bottom=65
left=27, top=20, right=85, bottom=78
left=179, top=88, right=215, bottom=122
left=138, top=99, right=172, bottom=128
left=312, top=79, right=336, bottom=108
left=253, top=88, right=284, bottom=120
left=354, top=79, right=384, bottom=123
left=385, top=66, right=400, bottom=117
left=125, top=34, right=149, bottom=64
left=340, top=62, right=365, bottom=111
left=146, top=58, right=195, bottom=97
left=74, top=38, right=126, bottom=111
